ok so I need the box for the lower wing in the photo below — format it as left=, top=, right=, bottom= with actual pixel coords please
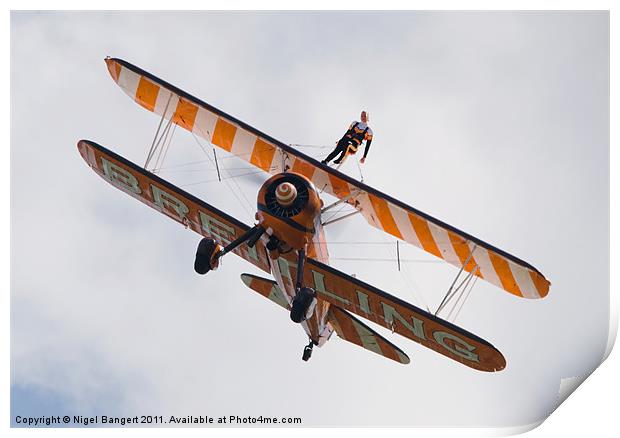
left=77, top=139, right=271, bottom=273
left=300, top=259, right=506, bottom=372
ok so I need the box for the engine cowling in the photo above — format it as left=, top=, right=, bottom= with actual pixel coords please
left=256, top=172, right=322, bottom=251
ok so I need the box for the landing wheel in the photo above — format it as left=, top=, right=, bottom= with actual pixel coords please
left=302, top=342, right=313, bottom=362
left=290, top=287, right=316, bottom=323
left=266, top=236, right=280, bottom=251
left=194, top=238, right=219, bottom=274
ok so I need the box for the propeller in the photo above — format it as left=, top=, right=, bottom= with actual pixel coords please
left=263, top=174, right=310, bottom=218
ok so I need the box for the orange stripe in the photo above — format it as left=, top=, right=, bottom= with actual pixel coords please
left=376, top=338, right=401, bottom=363
left=105, top=58, right=121, bottom=83
left=172, top=99, right=199, bottom=131
left=368, top=195, right=403, bottom=239
left=408, top=213, right=442, bottom=258
left=212, top=118, right=237, bottom=151
left=333, top=311, right=362, bottom=346
left=448, top=232, right=483, bottom=278
left=291, top=158, right=315, bottom=179
left=328, top=314, right=345, bottom=339
left=328, top=174, right=350, bottom=198
left=488, top=252, right=523, bottom=297
left=529, top=271, right=550, bottom=298
left=135, top=77, right=160, bottom=112
left=249, top=278, right=272, bottom=299
left=250, top=138, right=276, bottom=171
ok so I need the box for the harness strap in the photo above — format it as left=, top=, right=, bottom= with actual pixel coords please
left=345, top=122, right=369, bottom=146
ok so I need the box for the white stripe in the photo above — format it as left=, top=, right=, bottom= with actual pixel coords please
left=153, top=88, right=179, bottom=119
left=117, top=67, right=140, bottom=100
left=230, top=128, right=257, bottom=158
left=268, top=145, right=284, bottom=174
left=509, top=263, right=539, bottom=299
left=428, top=223, right=459, bottom=264
left=311, top=168, right=332, bottom=195
left=388, top=204, right=422, bottom=248
left=356, top=193, right=381, bottom=228
left=352, top=321, right=383, bottom=356
left=192, top=107, right=218, bottom=141
left=472, top=248, right=501, bottom=288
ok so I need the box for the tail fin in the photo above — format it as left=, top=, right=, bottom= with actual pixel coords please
left=328, top=306, right=410, bottom=365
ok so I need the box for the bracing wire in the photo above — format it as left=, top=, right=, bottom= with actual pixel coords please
left=329, top=257, right=444, bottom=263
left=452, top=276, right=478, bottom=322
left=180, top=170, right=271, bottom=187
left=145, top=93, right=173, bottom=169
left=445, top=272, right=475, bottom=321
left=355, top=155, right=365, bottom=182
left=189, top=132, right=255, bottom=219
left=158, top=123, right=177, bottom=170
left=378, top=232, right=429, bottom=311
left=289, top=143, right=331, bottom=149
left=160, top=165, right=266, bottom=174
left=321, top=203, right=349, bottom=224
left=152, top=122, right=177, bottom=173
left=435, top=269, right=475, bottom=317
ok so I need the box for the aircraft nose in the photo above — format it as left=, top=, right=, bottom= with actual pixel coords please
left=275, top=182, right=297, bottom=206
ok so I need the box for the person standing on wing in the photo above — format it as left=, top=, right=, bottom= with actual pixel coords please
left=321, top=111, right=374, bottom=165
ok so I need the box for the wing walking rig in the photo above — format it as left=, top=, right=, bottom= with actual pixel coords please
left=77, top=57, right=551, bottom=371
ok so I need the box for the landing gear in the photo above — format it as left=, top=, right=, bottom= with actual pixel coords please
left=194, top=225, right=264, bottom=275
left=194, top=238, right=220, bottom=274
left=266, top=236, right=280, bottom=251
left=302, top=340, right=314, bottom=362
left=289, top=249, right=317, bottom=323
left=290, top=287, right=317, bottom=323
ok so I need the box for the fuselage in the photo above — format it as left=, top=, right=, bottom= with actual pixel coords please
left=256, top=171, right=334, bottom=346
left=269, top=214, right=334, bottom=346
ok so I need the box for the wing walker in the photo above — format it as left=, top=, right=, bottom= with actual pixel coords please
left=77, top=57, right=551, bottom=371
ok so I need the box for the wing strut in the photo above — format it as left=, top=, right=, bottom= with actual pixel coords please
left=435, top=245, right=478, bottom=318
left=145, top=92, right=174, bottom=170
left=321, top=210, right=361, bottom=227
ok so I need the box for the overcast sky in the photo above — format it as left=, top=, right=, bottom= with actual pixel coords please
left=11, top=11, right=609, bottom=428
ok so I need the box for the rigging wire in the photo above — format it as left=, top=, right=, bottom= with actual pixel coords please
left=379, top=232, right=429, bottom=311
left=445, top=271, right=475, bottom=321
left=158, top=165, right=267, bottom=174
left=329, top=257, right=444, bottom=263
left=145, top=93, right=173, bottom=169
left=321, top=203, right=350, bottom=224
left=434, top=246, right=477, bottom=317
left=189, top=132, right=255, bottom=219
left=180, top=170, right=270, bottom=187
left=452, top=275, right=478, bottom=322
left=290, top=144, right=327, bottom=149
left=152, top=122, right=177, bottom=173
left=355, top=155, right=365, bottom=183
left=159, top=123, right=177, bottom=169
left=435, top=271, right=469, bottom=316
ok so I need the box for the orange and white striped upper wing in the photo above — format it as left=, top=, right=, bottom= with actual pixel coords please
left=105, top=57, right=284, bottom=174
left=279, top=155, right=550, bottom=300
left=105, top=57, right=549, bottom=299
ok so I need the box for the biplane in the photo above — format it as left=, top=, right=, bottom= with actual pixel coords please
left=77, top=57, right=550, bottom=372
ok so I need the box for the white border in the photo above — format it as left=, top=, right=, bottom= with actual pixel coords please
left=5, top=1, right=616, bottom=437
